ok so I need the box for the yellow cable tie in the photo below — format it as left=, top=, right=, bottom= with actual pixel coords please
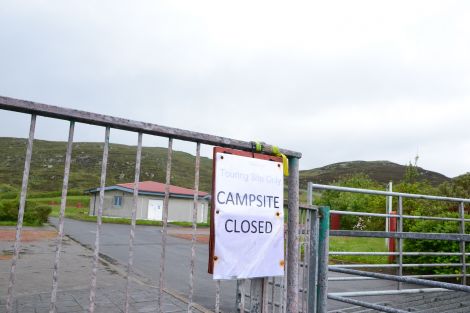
left=272, top=146, right=289, bottom=176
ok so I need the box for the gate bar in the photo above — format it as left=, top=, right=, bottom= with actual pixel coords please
left=49, top=121, right=75, bottom=313
left=0, top=96, right=301, bottom=158
left=327, top=294, right=408, bottom=313
left=6, top=114, right=36, bottom=313
left=158, top=138, right=173, bottom=312
left=124, top=132, right=143, bottom=313
left=329, top=267, right=470, bottom=292
left=330, top=230, right=470, bottom=241
left=188, top=142, right=201, bottom=312
left=89, top=126, right=110, bottom=313
left=316, top=206, right=330, bottom=313
left=459, top=202, right=466, bottom=285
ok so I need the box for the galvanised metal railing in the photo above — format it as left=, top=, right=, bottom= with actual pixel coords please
left=307, top=182, right=470, bottom=313
left=0, top=95, right=302, bottom=313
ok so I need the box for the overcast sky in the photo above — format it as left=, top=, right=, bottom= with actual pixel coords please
left=0, top=1, right=469, bottom=177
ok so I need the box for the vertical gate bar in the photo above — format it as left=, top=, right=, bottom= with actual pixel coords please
left=263, top=278, right=269, bottom=312
left=188, top=142, right=201, bottom=312
left=6, top=114, right=37, bottom=313
left=270, top=277, right=275, bottom=312
left=236, top=280, right=246, bottom=313
left=49, top=121, right=75, bottom=313
left=158, top=138, right=173, bottom=312
left=250, top=278, right=264, bottom=313
left=88, top=126, right=110, bottom=313
left=307, top=182, right=313, bottom=206
left=307, top=209, right=319, bottom=313
left=460, top=202, right=466, bottom=285
left=124, top=132, right=143, bottom=313
left=316, top=207, right=330, bottom=313
left=397, top=196, right=403, bottom=290
left=307, top=183, right=317, bottom=313
left=215, top=280, right=221, bottom=313
left=286, top=157, right=300, bottom=313
left=302, top=210, right=309, bottom=313
left=282, top=221, right=289, bottom=313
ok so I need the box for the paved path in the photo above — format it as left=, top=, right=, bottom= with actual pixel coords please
left=48, top=218, right=236, bottom=312
left=0, top=226, right=195, bottom=313
left=12, top=219, right=435, bottom=312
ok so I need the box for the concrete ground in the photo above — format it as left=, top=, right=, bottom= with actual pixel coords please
left=2, top=221, right=460, bottom=312
left=0, top=225, right=210, bottom=313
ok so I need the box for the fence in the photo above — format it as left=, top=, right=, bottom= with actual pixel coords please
left=0, top=95, right=302, bottom=313
left=308, top=182, right=470, bottom=313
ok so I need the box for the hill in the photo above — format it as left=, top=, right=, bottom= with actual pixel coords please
left=0, top=138, right=454, bottom=194
left=299, top=160, right=450, bottom=188
left=0, top=137, right=213, bottom=193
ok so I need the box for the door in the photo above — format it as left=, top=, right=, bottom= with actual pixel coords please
left=147, top=199, right=163, bottom=221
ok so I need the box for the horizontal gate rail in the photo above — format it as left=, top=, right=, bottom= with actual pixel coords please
left=329, top=267, right=470, bottom=293
left=330, top=209, right=470, bottom=222
left=330, top=230, right=470, bottom=241
left=330, top=251, right=470, bottom=256
left=327, top=294, right=408, bottom=313
left=0, top=95, right=301, bottom=158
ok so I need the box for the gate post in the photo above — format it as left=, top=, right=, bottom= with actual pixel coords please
left=317, top=206, right=330, bottom=313
left=307, top=207, right=319, bottom=313
left=286, top=157, right=300, bottom=313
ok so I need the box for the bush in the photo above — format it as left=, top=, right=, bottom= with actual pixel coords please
left=24, top=205, right=52, bottom=225
left=315, top=174, right=386, bottom=231
left=0, top=198, right=52, bottom=226
left=403, top=207, right=468, bottom=277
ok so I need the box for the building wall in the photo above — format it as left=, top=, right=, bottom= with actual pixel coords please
left=89, top=190, right=209, bottom=223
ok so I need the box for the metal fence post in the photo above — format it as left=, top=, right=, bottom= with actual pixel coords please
left=316, top=206, right=330, bottom=313
left=286, top=157, right=300, bottom=313
left=460, top=202, right=466, bottom=285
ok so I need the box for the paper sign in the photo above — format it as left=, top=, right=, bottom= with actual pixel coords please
left=211, top=150, right=284, bottom=280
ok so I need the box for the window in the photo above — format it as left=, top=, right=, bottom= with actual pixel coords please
left=113, top=196, right=123, bottom=207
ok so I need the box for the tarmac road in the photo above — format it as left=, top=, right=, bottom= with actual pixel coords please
left=49, top=218, right=236, bottom=312
left=50, top=218, right=423, bottom=312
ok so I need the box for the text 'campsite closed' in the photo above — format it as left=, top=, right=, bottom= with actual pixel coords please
left=209, top=148, right=285, bottom=280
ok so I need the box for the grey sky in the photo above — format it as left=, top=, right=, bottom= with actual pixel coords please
left=1, top=1, right=469, bottom=177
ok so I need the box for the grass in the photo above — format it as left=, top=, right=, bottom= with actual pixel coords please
left=329, top=236, right=389, bottom=264
left=0, top=221, right=18, bottom=226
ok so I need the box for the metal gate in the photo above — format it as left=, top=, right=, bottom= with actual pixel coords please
left=307, top=183, right=470, bottom=313
left=0, top=96, right=303, bottom=313
left=4, top=95, right=470, bottom=313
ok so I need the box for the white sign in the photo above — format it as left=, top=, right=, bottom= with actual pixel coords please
left=213, top=152, right=284, bottom=280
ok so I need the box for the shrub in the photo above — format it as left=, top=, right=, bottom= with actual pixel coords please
left=402, top=203, right=469, bottom=276
left=24, top=205, right=52, bottom=225
left=0, top=198, right=51, bottom=226
left=315, top=174, right=386, bottom=231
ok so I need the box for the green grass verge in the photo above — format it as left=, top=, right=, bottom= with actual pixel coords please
left=329, top=236, right=388, bottom=264
left=49, top=204, right=208, bottom=227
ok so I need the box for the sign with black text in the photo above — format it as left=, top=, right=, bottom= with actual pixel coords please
left=209, top=148, right=284, bottom=280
